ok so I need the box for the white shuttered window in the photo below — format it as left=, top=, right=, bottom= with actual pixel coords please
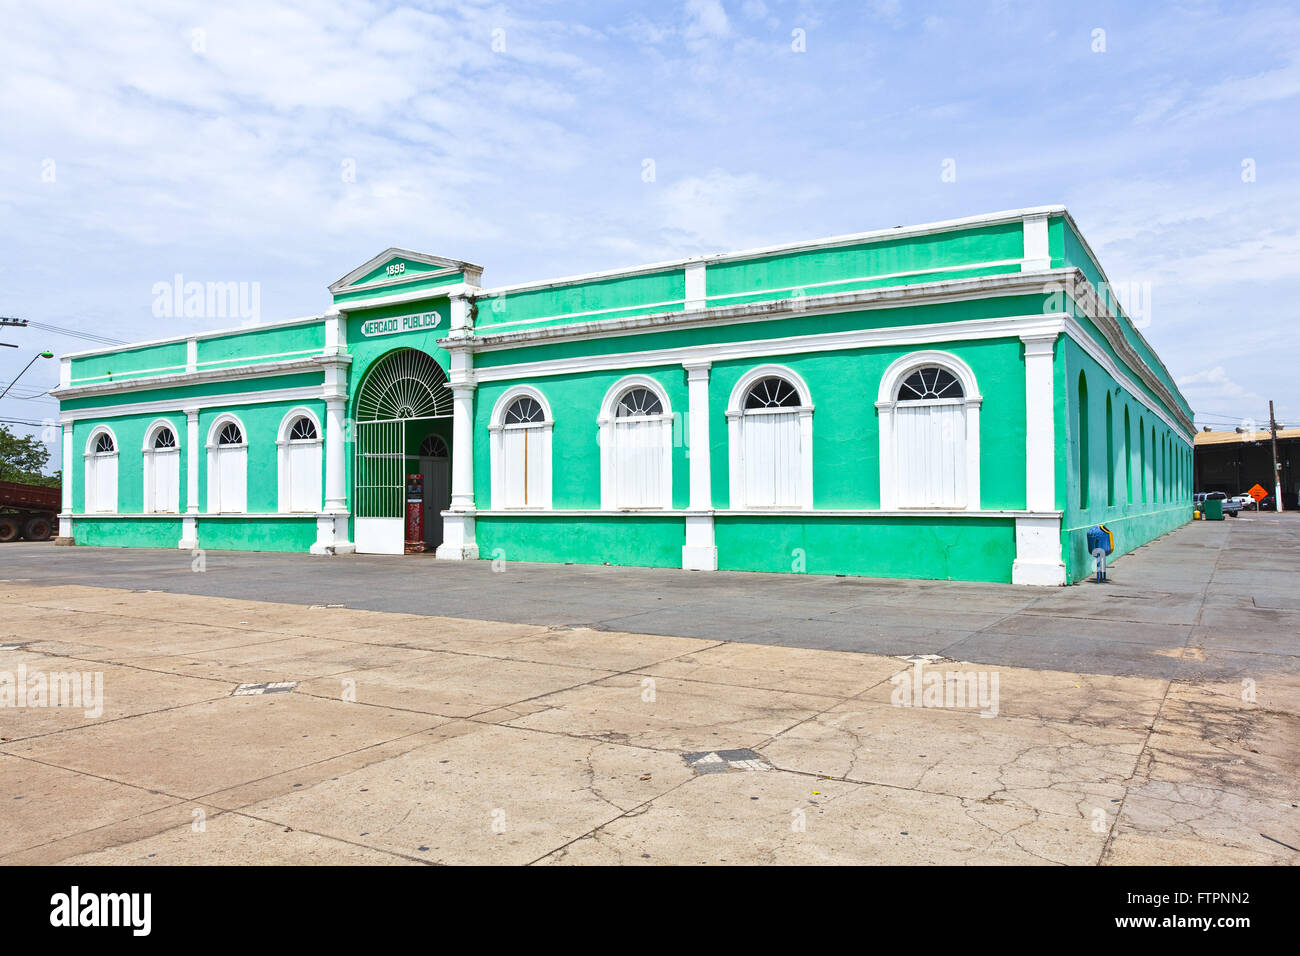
left=208, top=420, right=247, bottom=513
left=143, top=425, right=180, bottom=513
left=894, top=367, right=967, bottom=508
left=739, top=376, right=805, bottom=507
left=282, top=415, right=322, bottom=513
left=84, top=430, right=118, bottom=513
left=603, top=383, right=672, bottom=510
left=501, top=397, right=548, bottom=508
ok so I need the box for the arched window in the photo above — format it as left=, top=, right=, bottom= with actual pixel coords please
left=877, top=353, right=981, bottom=510
left=1151, top=427, right=1158, bottom=503
left=207, top=416, right=247, bottom=513
left=599, top=377, right=672, bottom=510
left=421, top=434, right=449, bottom=458
left=1164, top=437, right=1175, bottom=504
left=1106, top=393, right=1115, bottom=507
left=1078, top=372, right=1090, bottom=509
left=143, top=421, right=180, bottom=514
left=727, top=367, right=813, bottom=509
left=1138, top=417, right=1146, bottom=502
left=490, top=389, right=552, bottom=509
left=277, top=409, right=322, bottom=513
left=84, top=427, right=118, bottom=513
left=1124, top=406, right=1132, bottom=505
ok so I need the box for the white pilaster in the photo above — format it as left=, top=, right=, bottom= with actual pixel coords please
left=685, top=362, right=712, bottom=510
left=437, top=343, right=479, bottom=560
left=324, top=313, right=346, bottom=354
left=449, top=295, right=472, bottom=334
left=1012, top=516, right=1067, bottom=586
left=185, top=338, right=198, bottom=373
left=311, top=355, right=354, bottom=555
left=179, top=407, right=200, bottom=549
left=1013, top=332, right=1066, bottom=585
left=1022, top=333, right=1058, bottom=512
left=323, top=366, right=348, bottom=514
left=55, top=421, right=74, bottom=543
left=683, top=514, right=717, bottom=571
left=684, top=262, right=707, bottom=311
left=1022, top=212, right=1051, bottom=272
left=682, top=360, right=716, bottom=570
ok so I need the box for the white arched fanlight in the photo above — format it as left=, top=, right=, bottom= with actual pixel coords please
left=876, top=351, right=981, bottom=510
left=83, top=425, right=119, bottom=514
left=598, top=375, right=673, bottom=510
left=142, top=418, right=181, bottom=514
left=276, top=407, right=323, bottom=513
left=489, top=386, right=554, bottom=509
left=725, top=365, right=814, bottom=509
left=206, top=413, right=248, bottom=513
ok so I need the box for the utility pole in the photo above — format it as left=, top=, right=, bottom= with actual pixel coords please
left=0, top=316, right=26, bottom=349
left=1269, top=400, right=1283, bottom=513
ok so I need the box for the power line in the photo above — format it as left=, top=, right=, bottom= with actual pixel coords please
left=0, top=417, right=53, bottom=428
left=21, top=320, right=126, bottom=346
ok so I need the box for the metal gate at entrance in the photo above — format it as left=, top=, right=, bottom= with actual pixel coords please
left=352, top=349, right=453, bottom=555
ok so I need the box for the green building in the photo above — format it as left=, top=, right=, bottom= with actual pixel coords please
left=52, top=206, right=1194, bottom=584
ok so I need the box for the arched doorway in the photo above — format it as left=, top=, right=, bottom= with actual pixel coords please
left=353, top=348, right=453, bottom=554
left=418, top=434, right=450, bottom=549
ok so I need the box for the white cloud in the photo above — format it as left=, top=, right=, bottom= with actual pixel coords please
left=684, top=0, right=731, bottom=43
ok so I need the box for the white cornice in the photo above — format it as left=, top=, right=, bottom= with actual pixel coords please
left=326, top=282, right=478, bottom=315
left=52, top=354, right=349, bottom=402
left=1054, top=209, right=1187, bottom=417
left=472, top=313, right=1068, bottom=384
left=1056, top=274, right=1194, bottom=437
left=58, top=385, right=329, bottom=423
left=456, top=270, right=1065, bottom=352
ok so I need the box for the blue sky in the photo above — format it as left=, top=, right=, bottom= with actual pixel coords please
left=2, top=0, right=1298, bottom=467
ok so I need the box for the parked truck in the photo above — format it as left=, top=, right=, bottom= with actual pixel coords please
left=0, top=480, right=59, bottom=542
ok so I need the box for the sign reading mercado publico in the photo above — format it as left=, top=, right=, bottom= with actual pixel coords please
left=360, top=310, right=442, bottom=338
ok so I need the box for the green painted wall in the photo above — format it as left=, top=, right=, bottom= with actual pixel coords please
left=71, top=411, right=189, bottom=513
left=475, top=269, right=686, bottom=332
left=196, top=399, right=326, bottom=513
left=198, top=322, right=324, bottom=369
left=69, top=320, right=328, bottom=385
left=72, top=517, right=181, bottom=548
left=70, top=341, right=188, bottom=385
left=1059, top=336, right=1191, bottom=582
left=473, top=294, right=1052, bottom=370
left=474, top=365, right=689, bottom=509
left=477, top=514, right=684, bottom=568
left=705, top=221, right=1025, bottom=307
left=472, top=219, right=1026, bottom=335
left=715, top=515, right=1016, bottom=582
left=704, top=337, right=1026, bottom=509
left=196, top=516, right=318, bottom=552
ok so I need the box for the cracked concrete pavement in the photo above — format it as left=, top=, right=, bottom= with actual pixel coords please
left=0, top=515, right=1296, bottom=865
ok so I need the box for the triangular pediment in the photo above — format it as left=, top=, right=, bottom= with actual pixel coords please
left=328, top=248, right=483, bottom=297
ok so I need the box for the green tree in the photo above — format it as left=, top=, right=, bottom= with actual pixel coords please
left=0, top=424, right=60, bottom=487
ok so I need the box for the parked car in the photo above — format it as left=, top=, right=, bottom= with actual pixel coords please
left=1194, top=491, right=1242, bottom=516
left=1257, top=494, right=1299, bottom=511
left=1229, top=494, right=1256, bottom=511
